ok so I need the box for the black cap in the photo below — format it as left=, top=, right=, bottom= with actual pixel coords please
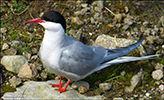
left=41, top=11, right=66, bottom=31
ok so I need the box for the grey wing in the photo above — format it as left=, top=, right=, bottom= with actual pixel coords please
left=59, top=42, right=106, bottom=76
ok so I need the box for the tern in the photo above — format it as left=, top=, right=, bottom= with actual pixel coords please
left=26, top=11, right=159, bottom=93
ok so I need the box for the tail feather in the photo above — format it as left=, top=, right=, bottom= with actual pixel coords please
left=95, top=54, right=160, bottom=71
left=102, top=39, right=144, bottom=63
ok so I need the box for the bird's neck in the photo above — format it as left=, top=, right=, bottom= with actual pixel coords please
left=42, top=29, right=66, bottom=50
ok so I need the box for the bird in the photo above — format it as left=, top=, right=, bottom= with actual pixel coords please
left=26, top=11, right=159, bottom=93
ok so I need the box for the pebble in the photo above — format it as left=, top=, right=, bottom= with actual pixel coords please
left=152, top=69, right=163, bottom=80
left=81, top=3, right=88, bottom=8
left=71, top=17, right=84, bottom=25
left=1, top=55, right=28, bottom=73
left=125, top=68, right=143, bottom=93
left=145, top=92, right=150, bottom=97
left=2, top=43, right=9, bottom=50
left=71, top=81, right=89, bottom=90
left=113, top=97, right=124, bottom=100
left=114, top=14, right=123, bottom=23
left=124, top=6, right=129, bottom=13
left=99, top=83, right=112, bottom=92
left=124, top=17, right=134, bottom=25
left=18, top=63, right=38, bottom=79
left=122, top=25, right=130, bottom=31
left=78, top=86, right=88, bottom=93
left=155, top=63, right=164, bottom=70
left=0, top=27, right=7, bottom=33
left=9, top=76, right=22, bottom=88
left=4, top=48, right=17, bottom=55
left=121, top=70, right=126, bottom=76
left=159, top=84, right=164, bottom=91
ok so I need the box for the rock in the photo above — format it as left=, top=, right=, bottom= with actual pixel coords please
left=113, top=97, right=124, bottom=100
left=161, top=94, right=164, bottom=100
left=11, top=40, right=22, bottom=46
left=145, top=92, right=150, bottom=97
left=2, top=81, right=104, bottom=99
left=75, top=7, right=90, bottom=16
left=124, top=17, right=133, bottom=25
left=22, top=51, right=31, bottom=60
left=154, top=38, right=164, bottom=45
left=78, top=86, right=88, bottom=93
left=162, top=45, right=164, bottom=49
left=81, top=3, right=88, bottom=8
left=146, top=48, right=155, bottom=55
left=93, top=34, right=147, bottom=56
left=71, top=81, right=89, bottom=90
left=159, top=84, right=164, bottom=91
left=94, top=7, right=102, bottom=12
left=122, top=25, right=130, bottom=31
left=143, top=21, right=150, bottom=26
left=99, top=83, right=112, bottom=92
left=1, top=55, right=28, bottom=73
left=124, top=6, right=129, bottom=13
left=9, top=76, right=22, bottom=88
left=155, top=63, right=163, bottom=70
left=18, top=63, right=38, bottom=79
left=152, top=69, right=163, bottom=80
left=69, top=29, right=81, bottom=41
left=2, top=43, right=9, bottom=50
left=32, top=48, right=38, bottom=54
left=121, top=71, right=126, bottom=76
left=4, top=48, right=17, bottom=55
left=90, top=17, right=95, bottom=24
left=124, top=68, right=143, bottom=93
left=71, top=17, right=84, bottom=25
left=0, top=27, right=7, bottom=33
left=114, top=14, right=123, bottom=23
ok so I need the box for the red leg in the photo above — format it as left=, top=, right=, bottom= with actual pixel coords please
left=56, top=80, right=70, bottom=93
left=51, top=76, right=62, bottom=88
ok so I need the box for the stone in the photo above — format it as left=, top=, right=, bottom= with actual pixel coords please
left=113, top=97, right=124, bottom=100
left=122, top=25, right=130, bottom=31
left=90, top=17, right=95, bottom=24
left=71, top=17, right=84, bottom=25
left=22, top=51, right=31, bottom=60
left=155, top=63, right=163, bottom=70
left=93, top=34, right=147, bottom=56
left=124, top=17, right=133, bottom=25
left=159, top=84, right=164, bottom=91
left=81, top=3, right=88, bottom=8
left=18, top=63, right=38, bottom=79
left=11, top=40, right=21, bottom=46
left=125, top=68, right=143, bottom=93
left=152, top=69, right=163, bottom=80
left=71, top=81, right=90, bottom=90
left=2, top=81, right=104, bottom=99
left=2, top=43, right=9, bottom=50
left=1, top=55, right=28, bottom=73
left=4, top=48, right=17, bottom=55
left=78, top=86, right=88, bottom=93
left=9, top=76, right=22, bottom=88
left=99, top=83, right=112, bottom=92
left=114, top=14, right=123, bottom=23
left=146, top=48, right=155, bottom=55
left=0, top=27, right=7, bottom=33
left=124, top=6, right=129, bottom=13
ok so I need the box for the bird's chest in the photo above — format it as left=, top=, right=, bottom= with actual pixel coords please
left=39, top=45, right=62, bottom=73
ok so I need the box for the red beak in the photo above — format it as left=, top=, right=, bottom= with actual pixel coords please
left=26, top=18, right=45, bottom=23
